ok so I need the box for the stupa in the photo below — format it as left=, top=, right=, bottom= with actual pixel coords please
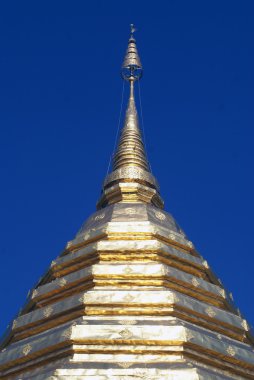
left=1, top=26, right=254, bottom=379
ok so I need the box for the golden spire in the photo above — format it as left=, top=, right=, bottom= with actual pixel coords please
left=97, top=25, right=163, bottom=209
left=113, top=24, right=147, bottom=171
left=112, top=79, right=149, bottom=171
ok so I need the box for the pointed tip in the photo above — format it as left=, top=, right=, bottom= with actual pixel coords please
left=130, top=23, right=137, bottom=40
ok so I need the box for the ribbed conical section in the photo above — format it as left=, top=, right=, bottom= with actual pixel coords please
left=112, top=80, right=149, bottom=172
left=122, top=37, right=142, bottom=69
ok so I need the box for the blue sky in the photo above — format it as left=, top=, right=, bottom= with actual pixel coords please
left=0, top=0, right=254, bottom=335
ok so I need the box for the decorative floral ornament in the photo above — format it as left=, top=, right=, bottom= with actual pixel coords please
left=43, top=306, right=53, bottom=318
left=94, top=213, right=105, bottom=221
left=119, top=328, right=133, bottom=339
left=118, top=362, right=133, bottom=368
left=22, top=344, right=32, bottom=356
left=123, top=266, right=134, bottom=274
left=155, top=211, right=166, bottom=220
left=58, top=278, right=67, bottom=287
left=205, top=307, right=216, bottom=318
left=191, top=277, right=200, bottom=287
left=227, top=345, right=236, bottom=357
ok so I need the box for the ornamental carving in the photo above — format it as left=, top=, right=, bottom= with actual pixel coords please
left=205, top=307, right=216, bottom=318
left=51, top=260, right=57, bottom=267
left=155, top=211, right=166, bottom=220
left=241, top=320, right=249, bottom=330
left=94, top=213, right=105, bottom=221
left=122, top=167, right=140, bottom=177
left=118, top=362, right=133, bottom=368
left=134, top=370, right=147, bottom=378
left=32, top=289, right=38, bottom=298
left=123, top=266, right=134, bottom=274
left=58, top=278, right=67, bottom=287
left=79, top=295, right=85, bottom=303
left=22, top=344, right=32, bottom=356
left=104, top=166, right=158, bottom=189
left=119, top=328, right=133, bottom=339
left=118, top=320, right=137, bottom=325
left=43, top=306, right=53, bottom=318
left=191, top=277, right=200, bottom=287
left=227, top=345, right=236, bottom=357
left=218, top=288, right=226, bottom=298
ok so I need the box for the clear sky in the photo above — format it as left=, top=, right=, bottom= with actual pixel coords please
left=0, top=0, right=254, bottom=336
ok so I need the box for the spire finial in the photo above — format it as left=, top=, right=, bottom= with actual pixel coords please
left=130, top=23, right=136, bottom=38
left=113, top=27, right=147, bottom=171
left=121, top=25, right=143, bottom=81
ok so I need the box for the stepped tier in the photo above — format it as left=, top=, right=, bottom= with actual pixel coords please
left=1, top=202, right=254, bottom=379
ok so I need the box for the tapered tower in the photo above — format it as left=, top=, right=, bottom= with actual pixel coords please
left=1, top=27, right=254, bottom=380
